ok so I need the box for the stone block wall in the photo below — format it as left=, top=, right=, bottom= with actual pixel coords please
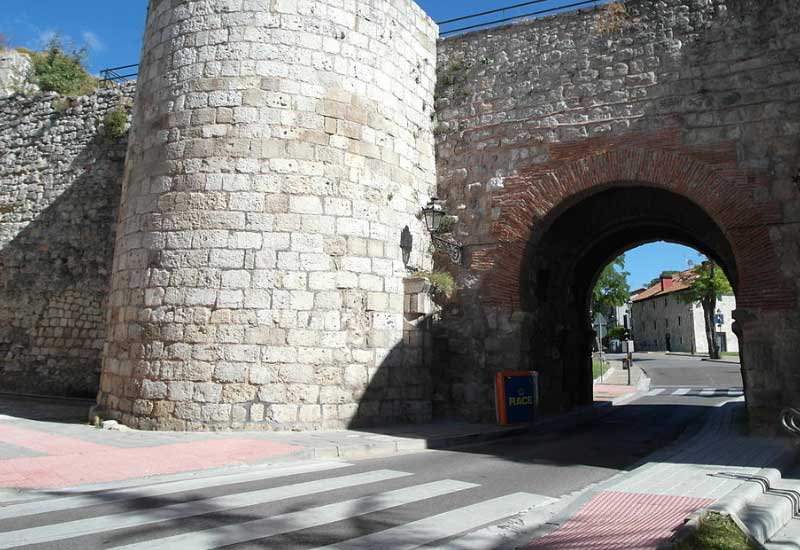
left=433, top=0, right=800, bottom=423
left=0, top=83, right=134, bottom=396
left=97, top=0, right=438, bottom=430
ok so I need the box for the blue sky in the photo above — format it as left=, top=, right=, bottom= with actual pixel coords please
left=0, top=1, right=604, bottom=72
left=623, top=243, right=706, bottom=290
left=2, top=0, right=683, bottom=289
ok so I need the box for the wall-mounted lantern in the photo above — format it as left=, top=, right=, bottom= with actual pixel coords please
left=421, top=197, right=463, bottom=265
left=400, top=226, right=413, bottom=267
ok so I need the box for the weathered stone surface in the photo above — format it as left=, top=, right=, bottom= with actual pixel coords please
left=0, top=50, right=37, bottom=98
left=0, top=82, right=134, bottom=397
left=434, top=0, right=800, bottom=427
left=96, top=0, right=438, bottom=430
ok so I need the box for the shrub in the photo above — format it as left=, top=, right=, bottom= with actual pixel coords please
left=414, top=270, right=456, bottom=299
left=595, top=2, right=629, bottom=34
left=23, top=38, right=97, bottom=96
left=104, top=108, right=129, bottom=138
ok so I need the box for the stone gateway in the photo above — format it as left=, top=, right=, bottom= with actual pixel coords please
left=0, top=0, right=798, bottom=432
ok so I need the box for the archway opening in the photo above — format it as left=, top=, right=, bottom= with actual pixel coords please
left=520, top=185, right=740, bottom=413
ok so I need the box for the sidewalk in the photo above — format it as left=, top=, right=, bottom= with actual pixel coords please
left=517, top=400, right=797, bottom=549
left=593, top=359, right=649, bottom=403
left=0, top=393, right=558, bottom=493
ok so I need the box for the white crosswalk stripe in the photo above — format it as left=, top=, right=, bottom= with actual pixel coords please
left=0, top=469, right=411, bottom=549
left=0, top=466, right=554, bottom=550
left=110, top=480, right=479, bottom=550
left=311, top=492, right=554, bottom=550
left=648, top=387, right=744, bottom=397
left=0, top=460, right=353, bottom=520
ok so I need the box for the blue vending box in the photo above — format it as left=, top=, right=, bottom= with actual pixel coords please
left=495, top=371, right=538, bottom=425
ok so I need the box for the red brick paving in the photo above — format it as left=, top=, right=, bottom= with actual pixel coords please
left=0, top=423, right=302, bottom=489
left=526, top=491, right=714, bottom=550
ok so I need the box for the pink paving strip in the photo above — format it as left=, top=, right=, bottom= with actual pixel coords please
left=0, top=439, right=303, bottom=489
left=526, top=491, right=714, bottom=550
left=0, top=424, right=109, bottom=455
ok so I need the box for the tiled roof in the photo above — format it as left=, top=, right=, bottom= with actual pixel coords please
left=631, top=268, right=697, bottom=302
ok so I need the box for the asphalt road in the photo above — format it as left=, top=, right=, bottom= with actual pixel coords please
left=0, top=353, right=745, bottom=550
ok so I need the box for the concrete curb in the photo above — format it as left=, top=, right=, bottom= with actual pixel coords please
left=701, top=357, right=741, bottom=364
left=669, top=450, right=800, bottom=548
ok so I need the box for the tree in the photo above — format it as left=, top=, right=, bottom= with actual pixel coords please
left=592, top=255, right=631, bottom=318
left=677, top=262, right=733, bottom=359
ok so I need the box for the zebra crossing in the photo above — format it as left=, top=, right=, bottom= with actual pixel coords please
left=645, top=387, right=744, bottom=398
left=0, top=460, right=555, bottom=550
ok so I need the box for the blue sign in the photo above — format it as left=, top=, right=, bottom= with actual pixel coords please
left=504, top=375, right=537, bottom=424
left=715, top=313, right=724, bottom=325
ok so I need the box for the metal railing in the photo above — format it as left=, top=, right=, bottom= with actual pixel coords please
left=438, top=0, right=609, bottom=36
left=781, top=408, right=800, bottom=437
left=100, top=64, right=139, bottom=87
left=99, top=0, right=612, bottom=78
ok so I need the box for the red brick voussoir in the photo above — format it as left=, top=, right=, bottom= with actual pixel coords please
left=483, top=127, right=793, bottom=312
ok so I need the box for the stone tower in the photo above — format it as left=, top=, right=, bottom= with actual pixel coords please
left=97, top=0, right=438, bottom=430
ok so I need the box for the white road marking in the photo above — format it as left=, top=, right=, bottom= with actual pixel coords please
left=109, top=480, right=479, bottom=550
left=673, top=388, right=691, bottom=395
left=647, top=389, right=666, bottom=396
left=700, top=388, right=716, bottom=396
left=313, top=492, right=552, bottom=550
left=0, top=469, right=411, bottom=549
left=0, top=461, right=353, bottom=520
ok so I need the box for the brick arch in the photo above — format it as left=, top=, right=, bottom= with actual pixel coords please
left=480, top=135, right=794, bottom=312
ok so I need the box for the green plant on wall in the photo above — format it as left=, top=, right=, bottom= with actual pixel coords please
left=103, top=108, right=129, bottom=139
left=595, top=2, right=629, bottom=34
left=414, top=270, right=456, bottom=300
left=21, top=37, right=97, bottom=96
left=436, top=215, right=457, bottom=234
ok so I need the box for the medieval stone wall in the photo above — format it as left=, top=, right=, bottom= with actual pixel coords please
left=434, top=0, right=800, bottom=423
left=0, top=83, right=134, bottom=396
left=97, top=0, right=438, bottom=430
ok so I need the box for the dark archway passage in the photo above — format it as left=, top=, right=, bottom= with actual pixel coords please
left=521, top=185, right=738, bottom=413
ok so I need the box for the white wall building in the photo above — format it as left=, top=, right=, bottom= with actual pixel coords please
left=631, top=271, right=738, bottom=354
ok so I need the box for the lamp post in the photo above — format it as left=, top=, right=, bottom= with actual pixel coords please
left=421, top=198, right=463, bottom=265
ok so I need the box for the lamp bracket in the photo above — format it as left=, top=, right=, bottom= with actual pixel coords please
left=431, top=235, right=463, bottom=265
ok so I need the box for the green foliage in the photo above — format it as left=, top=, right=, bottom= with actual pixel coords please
left=678, top=262, right=733, bottom=359
left=592, top=358, right=606, bottom=380
left=414, top=270, right=456, bottom=299
left=25, top=38, right=97, bottom=96
left=674, top=513, right=757, bottom=550
left=677, top=263, right=732, bottom=305
left=608, top=325, right=628, bottom=341
left=592, top=255, right=631, bottom=316
left=595, top=2, right=630, bottom=35
left=103, top=108, right=129, bottom=139
left=436, top=215, right=457, bottom=234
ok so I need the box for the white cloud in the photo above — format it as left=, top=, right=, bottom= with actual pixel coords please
left=81, top=31, right=106, bottom=52
left=37, top=29, right=58, bottom=48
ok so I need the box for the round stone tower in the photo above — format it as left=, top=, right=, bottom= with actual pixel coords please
left=97, top=0, right=438, bottom=430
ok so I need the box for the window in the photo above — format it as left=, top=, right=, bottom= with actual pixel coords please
left=678, top=316, right=681, bottom=326
left=652, top=302, right=656, bottom=309
left=664, top=297, right=668, bottom=306
left=665, top=318, right=669, bottom=327
left=653, top=321, right=656, bottom=330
